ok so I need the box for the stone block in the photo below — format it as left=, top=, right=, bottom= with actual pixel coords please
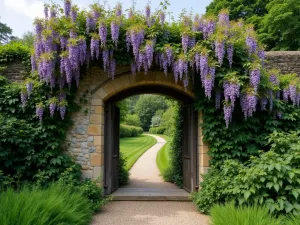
left=93, top=166, right=104, bottom=180
left=199, top=145, right=209, bottom=154
left=91, top=98, right=103, bottom=106
left=103, top=82, right=115, bottom=95
left=94, top=135, right=104, bottom=146
left=201, top=153, right=211, bottom=167
left=95, top=106, right=104, bottom=114
left=81, top=170, right=93, bottom=179
left=95, top=88, right=108, bottom=99
left=90, top=114, right=104, bottom=124
left=90, top=153, right=103, bottom=166
left=88, top=125, right=101, bottom=135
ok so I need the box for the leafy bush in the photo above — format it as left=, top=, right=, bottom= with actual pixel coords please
left=210, top=202, right=282, bottom=225
left=0, top=42, right=31, bottom=71
left=192, top=163, right=238, bottom=214
left=124, top=114, right=141, bottom=127
left=162, top=104, right=183, bottom=187
left=149, top=126, right=166, bottom=134
left=119, top=153, right=129, bottom=185
left=0, top=184, right=93, bottom=225
left=57, top=166, right=109, bottom=212
left=0, top=75, right=81, bottom=185
left=195, top=85, right=300, bottom=168
left=120, top=124, right=143, bottom=137
left=193, top=131, right=300, bottom=215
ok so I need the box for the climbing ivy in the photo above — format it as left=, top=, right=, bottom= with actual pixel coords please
left=194, top=81, right=300, bottom=167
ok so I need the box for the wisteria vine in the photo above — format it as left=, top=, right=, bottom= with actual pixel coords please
left=21, top=0, right=300, bottom=127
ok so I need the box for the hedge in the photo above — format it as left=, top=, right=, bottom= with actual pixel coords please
left=120, top=124, right=143, bottom=137
left=149, top=126, right=166, bottom=134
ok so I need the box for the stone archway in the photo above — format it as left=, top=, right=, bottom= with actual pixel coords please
left=65, top=66, right=210, bottom=189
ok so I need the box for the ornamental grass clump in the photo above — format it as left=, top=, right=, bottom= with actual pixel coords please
left=0, top=184, right=93, bottom=225
left=210, top=202, right=282, bottom=225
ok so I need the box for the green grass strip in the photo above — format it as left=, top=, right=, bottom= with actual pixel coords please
left=156, top=135, right=171, bottom=175
left=120, top=134, right=157, bottom=170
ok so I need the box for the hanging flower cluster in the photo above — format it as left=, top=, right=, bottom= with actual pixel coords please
left=23, top=1, right=300, bottom=126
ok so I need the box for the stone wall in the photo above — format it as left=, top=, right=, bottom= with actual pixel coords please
left=0, top=61, right=27, bottom=82
left=266, top=51, right=300, bottom=75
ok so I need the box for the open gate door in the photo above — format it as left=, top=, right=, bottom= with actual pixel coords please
left=182, top=104, right=198, bottom=192
left=104, top=102, right=120, bottom=195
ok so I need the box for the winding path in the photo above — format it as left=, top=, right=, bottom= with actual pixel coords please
left=92, top=134, right=209, bottom=225
left=125, top=134, right=177, bottom=189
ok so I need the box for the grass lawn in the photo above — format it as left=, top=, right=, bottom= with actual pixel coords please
left=120, top=134, right=157, bottom=170
left=156, top=135, right=171, bottom=175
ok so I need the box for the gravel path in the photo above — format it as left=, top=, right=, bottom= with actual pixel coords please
left=92, top=201, right=210, bottom=225
left=124, top=134, right=178, bottom=189
left=92, top=134, right=210, bottom=225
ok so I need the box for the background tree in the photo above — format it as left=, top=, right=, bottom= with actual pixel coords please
left=134, top=95, right=168, bottom=131
left=124, top=114, right=141, bottom=127
left=206, top=0, right=271, bottom=29
left=0, top=21, right=15, bottom=45
left=19, top=31, right=35, bottom=47
left=258, top=0, right=300, bottom=50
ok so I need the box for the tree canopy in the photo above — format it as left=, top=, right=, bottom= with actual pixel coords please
left=135, top=95, right=168, bottom=131
left=0, top=21, right=15, bottom=45
left=258, top=0, right=300, bottom=50
left=206, top=0, right=300, bottom=50
left=206, top=0, right=270, bottom=29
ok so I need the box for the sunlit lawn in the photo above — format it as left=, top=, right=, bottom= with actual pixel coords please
left=156, top=135, right=171, bottom=175
left=120, top=134, right=157, bottom=170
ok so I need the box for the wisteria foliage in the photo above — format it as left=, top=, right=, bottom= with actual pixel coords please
left=23, top=1, right=300, bottom=127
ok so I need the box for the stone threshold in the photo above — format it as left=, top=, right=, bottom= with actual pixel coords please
left=110, top=187, right=191, bottom=201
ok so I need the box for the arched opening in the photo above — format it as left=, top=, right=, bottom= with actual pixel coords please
left=103, top=84, right=199, bottom=195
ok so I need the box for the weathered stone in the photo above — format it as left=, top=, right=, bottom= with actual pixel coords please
left=81, top=170, right=93, bottom=179
left=76, top=125, right=87, bottom=135
left=81, top=142, right=88, bottom=149
left=88, top=125, right=102, bottom=135
left=89, top=146, right=96, bottom=153
left=93, top=167, right=103, bottom=180
left=90, top=153, right=102, bottom=166
left=71, top=138, right=77, bottom=144
left=88, top=136, right=94, bottom=142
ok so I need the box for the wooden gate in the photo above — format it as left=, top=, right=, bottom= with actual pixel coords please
left=182, top=104, right=198, bottom=192
left=104, top=101, right=198, bottom=194
left=104, top=102, right=120, bottom=195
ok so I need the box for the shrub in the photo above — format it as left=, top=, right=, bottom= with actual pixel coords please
left=124, top=114, right=141, bottom=127
left=193, top=131, right=300, bottom=215
left=119, top=153, right=129, bottom=185
left=0, top=184, right=93, bottom=225
left=162, top=104, right=183, bottom=187
left=57, top=166, right=109, bottom=212
left=192, top=160, right=241, bottom=214
left=149, top=126, right=166, bottom=134
left=120, top=124, right=143, bottom=137
left=210, top=202, right=282, bottom=225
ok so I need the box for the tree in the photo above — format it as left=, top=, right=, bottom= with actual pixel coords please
left=206, top=0, right=271, bottom=29
left=135, top=95, right=168, bottom=131
left=19, top=31, right=35, bottom=47
left=0, top=21, right=14, bottom=45
left=258, top=0, right=300, bottom=50
left=124, top=114, right=141, bottom=127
